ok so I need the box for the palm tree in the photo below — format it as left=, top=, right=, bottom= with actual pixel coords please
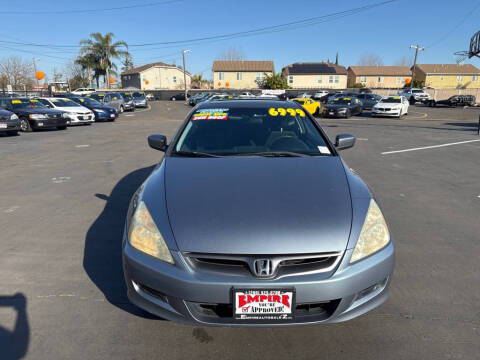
left=79, top=32, right=129, bottom=89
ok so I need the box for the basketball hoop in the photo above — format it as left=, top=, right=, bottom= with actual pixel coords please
left=454, top=51, right=469, bottom=64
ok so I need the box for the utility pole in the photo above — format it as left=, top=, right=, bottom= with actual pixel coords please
left=32, top=58, right=40, bottom=88
left=182, top=49, right=191, bottom=104
left=409, top=45, right=424, bottom=88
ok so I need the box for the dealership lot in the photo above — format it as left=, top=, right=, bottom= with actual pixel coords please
left=0, top=102, right=479, bottom=359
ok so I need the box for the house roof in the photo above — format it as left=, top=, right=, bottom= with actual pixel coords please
left=415, top=64, right=480, bottom=75
left=121, top=62, right=190, bottom=76
left=282, top=62, right=347, bottom=75
left=348, top=66, right=411, bottom=76
left=212, top=60, right=274, bottom=72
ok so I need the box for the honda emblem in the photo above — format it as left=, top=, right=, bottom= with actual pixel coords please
left=253, top=259, right=273, bottom=277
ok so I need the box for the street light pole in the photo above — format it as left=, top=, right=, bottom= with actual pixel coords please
left=182, top=49, right=191, bottom=104
left=409, top=45, right=424, bottom=89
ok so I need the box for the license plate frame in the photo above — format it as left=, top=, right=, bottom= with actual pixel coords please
left=0, top=123, right=7, bottom=128
left=232, top=288, right=295, bottom=321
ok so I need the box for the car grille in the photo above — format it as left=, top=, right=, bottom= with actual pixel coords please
left=376, top=108, right=391, bottom=111
left=184, top=252, right=343, bottom=279
left=47, top=114, right=60, bottom=119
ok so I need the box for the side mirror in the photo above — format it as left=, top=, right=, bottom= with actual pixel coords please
left=335, top=133, right=356, bottom=151
left=148, top=134, right=168, bottom=152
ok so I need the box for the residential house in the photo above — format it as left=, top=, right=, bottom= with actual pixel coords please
left=120, top=62, right=191, bottom=90
left=212, top=61, right=274, bottom=89
left=281, top=62, right=348, bottom=89
left=347, top=66, right=411, bottom=88
left=413, top=64, right=480, bottom=89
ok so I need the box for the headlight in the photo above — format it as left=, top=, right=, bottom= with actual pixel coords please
left=62, top=113, right=71, bottom=118
left=29, top=114, right=47, bottom=119
left=93, top=109, right=105, bottom=113
left=337, top=108, right=347, bottom=113
left=10, top=114, right=18, bottom=120
left=128, top=201, right=174, bottom=264
left=350, top=199, right=390, bottom=263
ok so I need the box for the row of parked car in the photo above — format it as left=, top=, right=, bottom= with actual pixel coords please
left=0, top=91, right=149, bottom=136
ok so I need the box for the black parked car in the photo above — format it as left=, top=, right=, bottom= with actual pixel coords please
left=322, top=96, right=363, bottom=118
left=428, top=95, right=476, bottom=107
left=68, top=96, right=118, bottom=121
left=170, top=92, right=191, bottom=101
left=0, top=108, right=21, bottom=136
left=356, top=93, right=382, bottom=110
left=0, top=97, right=67, bottom=132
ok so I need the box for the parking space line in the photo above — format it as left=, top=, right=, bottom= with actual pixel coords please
left=381, top=139, right=480, bottom=155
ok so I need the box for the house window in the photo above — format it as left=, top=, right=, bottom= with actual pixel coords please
left=396, top=77, right=403, bottom=85
left=440, top=75, right=444, bottom=80
left=219, top=72, right=224, bottom=80
left=256, top=72, right=264, bottom=80
left=334, top=75, right=339, bottom=83
left=173, top=76, right=177, bottom=83
left=236, top=72, right=242, bottom=80
left=457, top=75, right=463, bottom=82
left=318, top=76, right=322, bottom=84
left=377, top=76, right=384, bottom=83
left=473, top=75, right=478, bottom=82
left=360, top=76, right=366, bottom=83
left=329, top=75, right=334, bottom=84
left=288, top=75, right=293, bottom=84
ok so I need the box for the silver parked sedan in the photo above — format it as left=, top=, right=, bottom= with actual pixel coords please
left=122, top=100, right=394, bottom=326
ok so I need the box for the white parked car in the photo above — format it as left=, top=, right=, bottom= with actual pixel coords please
left=37, top=98, right=95, bottom=125
left=238, top=91, right=256, bottom=98
left=71, top=88, right=96, bottom=96
left=398, top=88, right=430, bottom=104
left=372, top=96, right=409, bottom=118
left=313, top=90, right=329, bottom=100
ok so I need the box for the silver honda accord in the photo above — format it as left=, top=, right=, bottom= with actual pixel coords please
left=122, top=100, right=394, bottom=326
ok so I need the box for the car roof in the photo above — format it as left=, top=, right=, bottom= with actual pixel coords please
left=197, top=99, right=293, bottom=109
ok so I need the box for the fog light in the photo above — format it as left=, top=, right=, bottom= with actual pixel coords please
left=356, top=278, right=387, bottom=301
left=38, top=122, right=43, bottom=126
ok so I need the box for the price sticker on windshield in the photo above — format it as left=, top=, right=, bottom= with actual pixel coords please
left=393, top=96, right=401, bottom=100
left=268, top=107, right=305, bottom=117
left=11, top=100, right=21, bottom=104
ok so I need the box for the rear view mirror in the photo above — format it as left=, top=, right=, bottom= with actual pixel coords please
left=148, top=134, right=168, bottom=152
left=335, top=134, right=356, bottom=151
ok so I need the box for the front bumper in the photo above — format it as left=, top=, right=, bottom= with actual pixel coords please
left=66, top=114, right=95, bottom=125
left=0, top=120, right=21, bottom=132
left=93, top=110, right=117, bottom=121
left=124, top=103, right=135, bottom=111
left=372, top=109, right=401, bottom=117
left=322, top=109, right=348, bottom=118
left=123, top=234, right=395, bottom=326
left=134, top=101, right=148, bottom=108
left=30, top=117, right=68, bottom=129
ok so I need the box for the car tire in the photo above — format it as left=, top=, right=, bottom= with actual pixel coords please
left=345, top=110, right=351, bottom=118
left=120, top=106, right=124, bottom=113
left=6, top=130, right=19, bottom=136
left=20, top=118, right=32, bottom=132
left=398, top=110, right=403, bottom=118
left=57, top=126, right=67, bottom=130
left=409, top=97, right=416, bottom=105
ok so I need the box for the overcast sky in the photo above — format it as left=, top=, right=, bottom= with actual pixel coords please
left=1, top=0, right=479, bottom=81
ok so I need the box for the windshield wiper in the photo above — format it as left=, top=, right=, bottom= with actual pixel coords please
left=172, top=151, right=222, bottom=158
left=238, top=151, right=309, bottom=157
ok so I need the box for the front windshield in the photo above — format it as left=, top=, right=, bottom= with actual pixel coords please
left=51, top=98, right=80, bottom=107
left=121, top=93, right=133, bottom=100
left=412, top=90, right=423, bottom=93
left=380, top=97, right=401, bottom=103
left=330, top=98, right=352, bottom=105
left=77, top=97, right=102, bottom=106
left=173, top=106, right=332, bottom=157
left=89, top=94, right=104, bottom=101
left=293, top=99, right=306, bottom=105
left=132, top=92, right=145, bottom=99
left=10, top=98, right=47, bottom=109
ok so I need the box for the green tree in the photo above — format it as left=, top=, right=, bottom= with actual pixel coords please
left=335, top=52, right=339, bottom=65
left=257, top=72, right=289, bottom=89
left=79, top=32, right=128, bottom=89
left=121, top=53, right=134, bottom=72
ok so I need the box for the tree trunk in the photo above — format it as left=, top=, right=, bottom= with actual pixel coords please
left=106, top=67, right=110, bottom=89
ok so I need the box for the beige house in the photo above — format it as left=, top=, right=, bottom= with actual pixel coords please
left=212, top=61, right=274, bottom=89
left=348, top=66, right=411, bottom=88
left=120, top=62, right=191, bottom=90
left=281, top=63, right=348, bottom=89
left=413, top=64, right=480, bottom=89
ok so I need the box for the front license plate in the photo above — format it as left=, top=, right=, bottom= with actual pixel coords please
left=233, top=289, right=295, bottom=321
left=110, top=114, right=115, bottom=118
left=78, top=116, right=84, bottom=120
left=0, top=123, right=7, bottom=128
left=329, top=111, right=334, bottom=115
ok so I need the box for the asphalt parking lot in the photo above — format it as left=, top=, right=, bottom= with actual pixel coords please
left=1, top=101, right=479, bottom=359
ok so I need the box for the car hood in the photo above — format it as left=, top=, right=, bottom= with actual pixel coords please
left=375, top=102, right=401, bottom=107
left=54, top=106, right=91, bottom=113
left=162, top=157, right=352, bottom=254
left=325, top=104, right=350, bottom=110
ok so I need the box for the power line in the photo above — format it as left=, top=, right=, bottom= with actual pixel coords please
left=0, top=0, right=399, bottom=49
left=426, top=1, right=480, bottom=48
left=0, top=0, right=182, bottom=15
